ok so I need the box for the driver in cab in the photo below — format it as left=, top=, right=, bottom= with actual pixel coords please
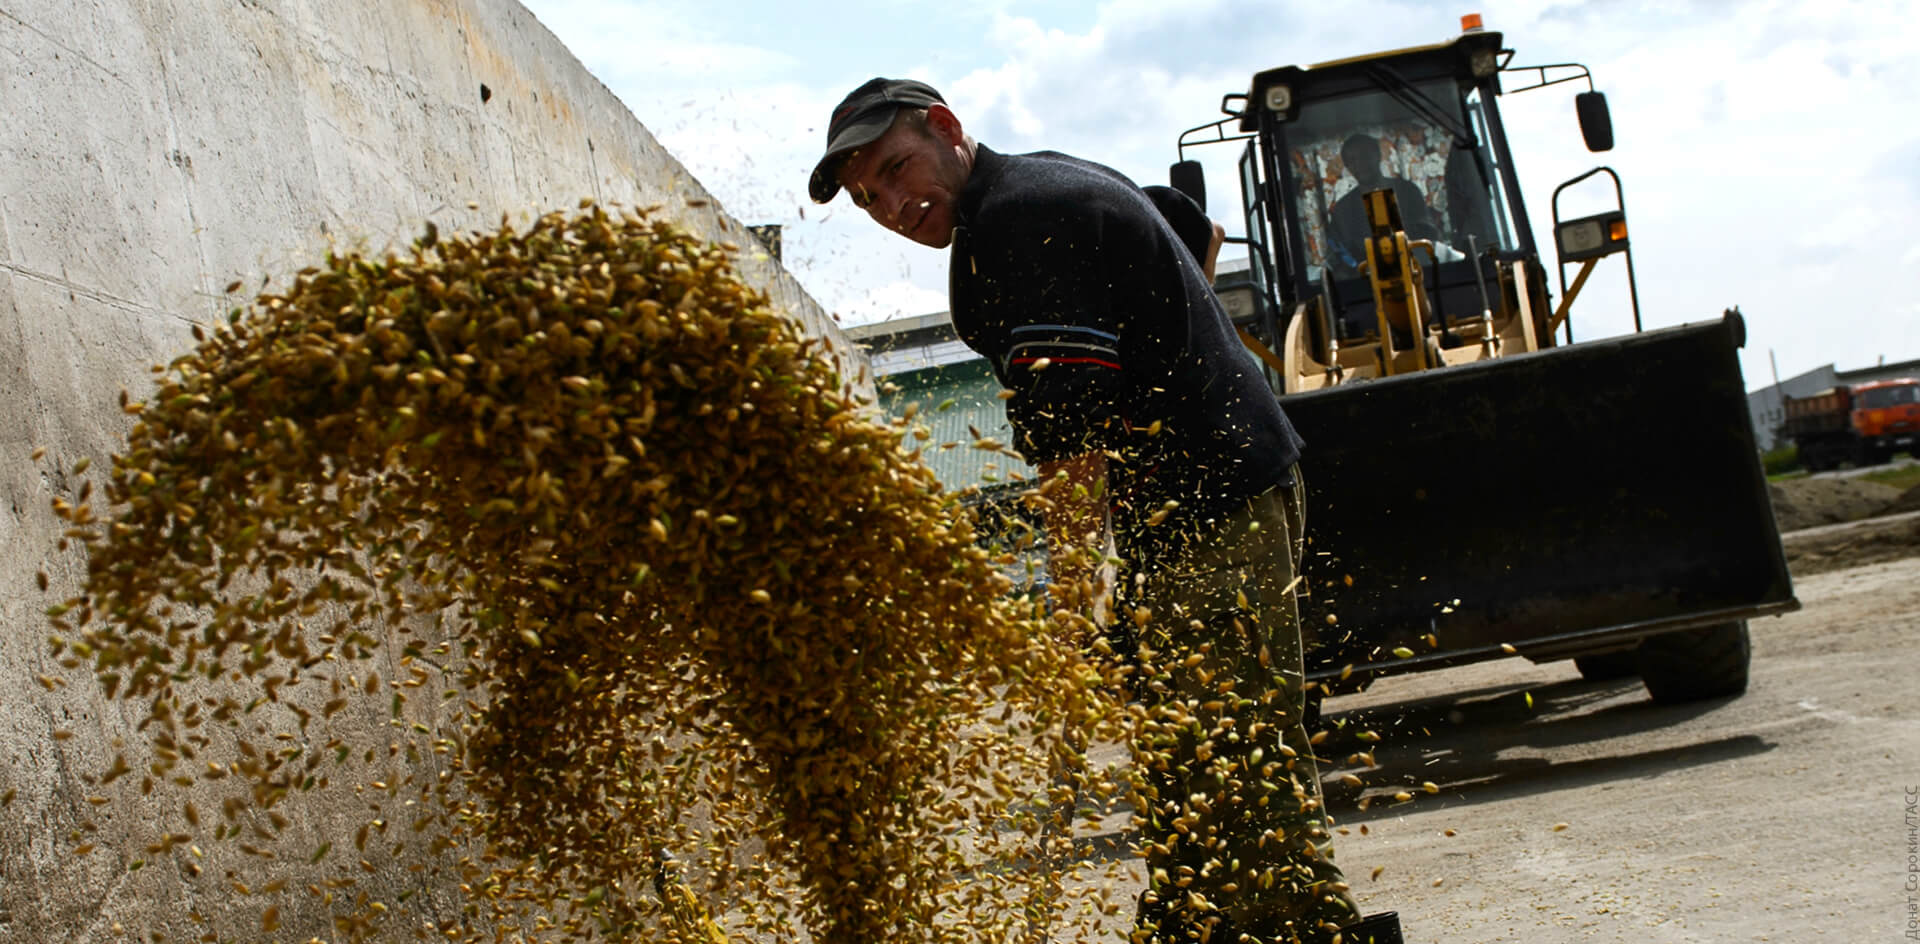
left=1326, top=132, right=1442, bottom=272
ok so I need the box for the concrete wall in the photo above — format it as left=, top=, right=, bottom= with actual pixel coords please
left=0, top=1, right=861, bottom=938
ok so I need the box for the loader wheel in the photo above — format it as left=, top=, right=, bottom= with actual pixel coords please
left=1635, top=621, right=1750, bottom=704
left=1572, top=649, right=1637, bottom=681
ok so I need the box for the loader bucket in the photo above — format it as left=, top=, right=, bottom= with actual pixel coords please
left=1282, top=312, right=1795, bottom=680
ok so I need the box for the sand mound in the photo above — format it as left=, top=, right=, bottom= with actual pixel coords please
left=1881, top=483, right=1920, bottom=517
left=1768, top=476, right=1902, bottom=532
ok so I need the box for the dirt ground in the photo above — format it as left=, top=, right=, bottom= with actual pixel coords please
left=1781, top=511, right=1920, bottom=577
left=1771, top=471, right=1920, bottom=575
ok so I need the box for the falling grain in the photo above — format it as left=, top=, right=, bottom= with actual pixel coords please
left=49, top=205, right=1129, bottom=944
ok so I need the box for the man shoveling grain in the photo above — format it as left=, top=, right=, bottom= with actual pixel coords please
left=809, top=77, right=1404, bottom=944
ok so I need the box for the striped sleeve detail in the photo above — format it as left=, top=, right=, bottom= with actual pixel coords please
left=1006, top=324, right=1121, bottom=371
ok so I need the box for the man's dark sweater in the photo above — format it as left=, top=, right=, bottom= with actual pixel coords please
left=946, top=144, right=1304, bottom=557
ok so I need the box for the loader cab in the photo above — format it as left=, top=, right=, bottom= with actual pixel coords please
left=1173, top=26, right=1605, bottom=357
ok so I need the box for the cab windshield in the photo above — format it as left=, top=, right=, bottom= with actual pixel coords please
left=1282, top=78, right=1517, bottom=288
left=1858, top=384, right=1919, bottom=409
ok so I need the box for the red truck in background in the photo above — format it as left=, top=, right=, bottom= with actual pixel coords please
left=1782, top=377, right=1920, bottom=471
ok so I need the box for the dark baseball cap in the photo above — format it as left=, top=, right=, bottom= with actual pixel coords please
left=808, top=78, right=946, bottom=204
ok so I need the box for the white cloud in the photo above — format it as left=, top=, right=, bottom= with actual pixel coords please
left=836, top=279, right=952, bottom=325
left=515, top=0, right=797, bottom=91
left=1488, top=0, right=1920, bottom=382
left=521, top=0, right=1920, bottom=387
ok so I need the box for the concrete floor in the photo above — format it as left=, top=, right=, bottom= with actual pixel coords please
left=1053, top=553, right=1920, bottom=943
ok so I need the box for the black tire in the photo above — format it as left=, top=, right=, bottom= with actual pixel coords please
left=1635, top=621, right=1750, bottom=704
left=1573, top=649, right=1638, bottom=681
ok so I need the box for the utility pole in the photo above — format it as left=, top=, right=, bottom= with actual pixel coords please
left=1769, top=348, right=1784, bottom=451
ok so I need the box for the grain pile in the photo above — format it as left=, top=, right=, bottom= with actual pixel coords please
left=39, top=205, right=1135, bottom=943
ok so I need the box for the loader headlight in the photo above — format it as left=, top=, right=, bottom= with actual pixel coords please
left=1470, top=49, right=1498, bottom=77
left=1554, top=210, right=1630, bottom=263
left=1558, top=220, right=1605, bottom=256
left=1265, top=85, right=1293, bottom=113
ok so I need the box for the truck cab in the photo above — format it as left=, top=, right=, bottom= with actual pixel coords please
left=1844, top=378, right=1918, bottom=465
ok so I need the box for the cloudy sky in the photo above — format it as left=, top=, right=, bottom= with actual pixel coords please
left=517, top=0, right=1918, bottom=391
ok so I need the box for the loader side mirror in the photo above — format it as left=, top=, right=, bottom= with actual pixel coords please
left=1576, top=92, right=1614, bottom=152
left=1170, top=160, right=1207, bottom=213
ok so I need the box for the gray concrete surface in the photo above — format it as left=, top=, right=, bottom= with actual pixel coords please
left=1312, top=554, right=1920, bottom=942
left=1057, top=552, right=1920, bottom=943
left=0, top=1, right=861, bottom=939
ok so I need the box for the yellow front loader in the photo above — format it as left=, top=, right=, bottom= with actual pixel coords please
left=1169, top=15, right=1795, bottom=704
